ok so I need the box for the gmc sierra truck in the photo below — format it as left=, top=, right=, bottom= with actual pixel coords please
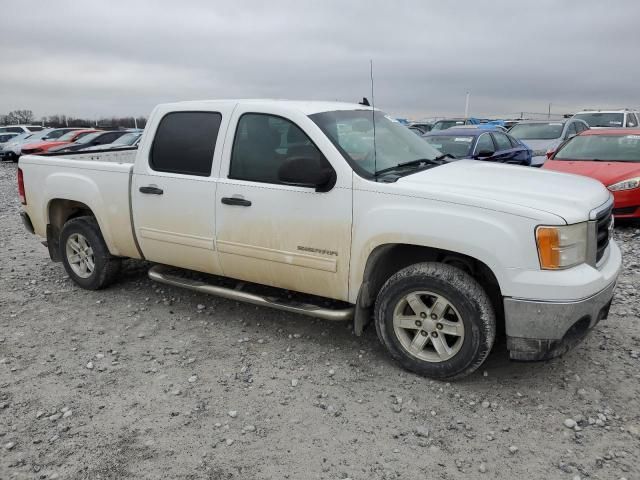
left=17, top=100, right=621, bottom=379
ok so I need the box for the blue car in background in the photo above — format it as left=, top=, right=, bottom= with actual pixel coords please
left=422, top=127, right=533, bottom=166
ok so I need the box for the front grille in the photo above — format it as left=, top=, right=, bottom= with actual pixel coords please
left=595, top=204, right=613, bottom=263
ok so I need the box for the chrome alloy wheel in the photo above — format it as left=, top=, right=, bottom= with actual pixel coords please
left=392, top=291, right=465, bottom=362
left=65, top=233, right=95, bottom=279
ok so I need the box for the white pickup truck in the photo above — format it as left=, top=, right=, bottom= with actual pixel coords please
left=18, top=99, right=621, bottom=379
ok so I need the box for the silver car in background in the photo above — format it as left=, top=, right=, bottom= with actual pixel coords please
left=508, top=119, right=589, bottom=167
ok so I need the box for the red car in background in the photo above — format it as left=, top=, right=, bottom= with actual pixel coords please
left=543, top=129, right=640, bottom=218
left=21, top=129, right=99, bottom=155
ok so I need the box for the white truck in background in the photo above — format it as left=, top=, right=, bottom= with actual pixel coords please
left=18, top=99, right=621, bottom=379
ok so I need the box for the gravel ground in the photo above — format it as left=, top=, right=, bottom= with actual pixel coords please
left=1, top=159, right=639, bottom=480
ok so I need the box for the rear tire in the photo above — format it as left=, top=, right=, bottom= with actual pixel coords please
left=60, top=216, right=121, bottom=290
left=374, top=262, right=495, bottom=379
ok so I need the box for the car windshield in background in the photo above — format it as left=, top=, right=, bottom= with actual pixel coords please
left=554, top=134, right=640, bottom=162
left=423, top=135, right=474, bottom=158
left=310, top=110, right=442, bottom=177
left=573, top=113, right=624, bottom=128
left=509, top=122, right=564, bottom=140
left=57, top=130, right=83, bottom=142
left=112, top=132, right=141, bottom=145
left=432, top=120, right=465, bottom=131
left=76, top=132, right=101, bottom=144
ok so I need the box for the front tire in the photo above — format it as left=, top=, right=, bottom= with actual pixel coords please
left=60, top=216, right=121, bottom=290
left=375, top=262, right=495, bottom=379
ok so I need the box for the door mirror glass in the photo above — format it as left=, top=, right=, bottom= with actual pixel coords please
left=278, top=157, right=335, bottom=191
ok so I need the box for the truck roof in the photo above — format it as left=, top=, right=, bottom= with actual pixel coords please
left=160, top=99, right=373, bottom=115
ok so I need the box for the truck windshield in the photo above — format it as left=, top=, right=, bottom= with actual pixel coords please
left=509, top=122, right=564, bottom=140
left=573, top=113, right=624, bottom=128
left=554, top=134, right=640, bottom=162
left=309, top=110, right=442, bottom=178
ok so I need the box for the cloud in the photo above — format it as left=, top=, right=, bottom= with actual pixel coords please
left=1, top=0, right=638, bottom=119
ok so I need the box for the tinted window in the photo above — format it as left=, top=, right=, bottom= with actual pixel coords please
left=565, top=122, right=578, bottom=139
left=151, top=111, right=221, bottom=176
left=574, top=122, right=588, bottom=133
left=626, top=113, right=638, bottom=127
left=230, top=113, right=327, bottom=184
left=506, top=133, right=521, bottom=148
left=492, top=132, right=512, bottom=151
left=96, top=132, right=122, bottom=145
left=7, top=127, right=24, bottom=133
left=475, top=133, right=495, bottom=153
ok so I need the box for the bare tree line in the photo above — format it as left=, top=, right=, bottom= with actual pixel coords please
left=0, top=110, right=147, bottom=129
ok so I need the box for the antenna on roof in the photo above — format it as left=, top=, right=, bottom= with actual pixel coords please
left=370, top=59, right=377, bottom=179
left=359, top=97, right=370, bottom=106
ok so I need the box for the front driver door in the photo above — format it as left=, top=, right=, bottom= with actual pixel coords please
left=215, top=107, right=353, bottom=301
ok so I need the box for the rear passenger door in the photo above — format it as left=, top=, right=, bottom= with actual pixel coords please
left=214, top=105, right=353, bottom=301
left=490, top=132, right=519, bottom=163
left=132, top=104, right=235, bottom=275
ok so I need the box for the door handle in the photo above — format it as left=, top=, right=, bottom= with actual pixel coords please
left=139, top=186, right=163, bottom=195
left=221, top=197, right=251, bottom=207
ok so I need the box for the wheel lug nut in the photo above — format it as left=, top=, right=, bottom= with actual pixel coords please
left=431, top=332, right=438, bottom=338
left=436, top=323, right=443, bottom=330
left=420, top=330, right=428, bottom=337
left=415, top=320, right=422, bottom=327
left=430, top=314, right=437, bottom=320
left=420, top=312, right=427, bottom=319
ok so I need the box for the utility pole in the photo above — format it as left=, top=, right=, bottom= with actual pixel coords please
left=464, top=92, right=470, bottom=119
left=548, top=103, right=552, bottom=120
left=134, top=117, right=138, bottom=129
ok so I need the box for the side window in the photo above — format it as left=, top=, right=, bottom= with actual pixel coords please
left=626, top=113, right=638, bottom=127
left=96, top=133, right=116, bottom=144
left=475, top=133, right=495, bottom=153
left=574, top=122, right=586, bottom=133
left=492, top=132, right=512, bottom=151
left=150, top=111, right=222, bottom=176
left=565, top=122, right=578, bottom=139
left=230, top=113, right=328, bottom=184
left=507, top=133, right=521, bottom=147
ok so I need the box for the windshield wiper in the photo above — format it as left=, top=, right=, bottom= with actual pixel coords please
left=375, top=156, right=451, bottom=177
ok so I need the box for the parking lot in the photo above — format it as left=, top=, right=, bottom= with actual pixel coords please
left=0, top=159, right=638, bottom=479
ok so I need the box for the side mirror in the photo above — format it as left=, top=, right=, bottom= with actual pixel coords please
left=476, top=150, right=495, bottom=158
left=278, top=157, right=335, bottom=192
left=546, top=149, right=555, bottom=159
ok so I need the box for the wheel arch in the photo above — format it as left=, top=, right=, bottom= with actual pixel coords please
left=353, top=243, right=504, bottom=336
left=46, top=198, right=98, bottom=261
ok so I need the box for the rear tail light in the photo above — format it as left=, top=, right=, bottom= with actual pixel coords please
left=17, top=168, right=26, bottom=205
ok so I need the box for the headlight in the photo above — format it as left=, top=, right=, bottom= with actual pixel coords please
left=535, top=223, right=587, bottom=269
left=607, top=177, right=640, bottom=191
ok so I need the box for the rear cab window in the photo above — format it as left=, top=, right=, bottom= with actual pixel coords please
left=150, top=111, right=222, bottom=176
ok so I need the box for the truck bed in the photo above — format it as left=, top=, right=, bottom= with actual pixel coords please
left=19, top=151, right=140, bottom=259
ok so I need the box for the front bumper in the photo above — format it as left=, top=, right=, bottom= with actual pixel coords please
left=504, top=280, right=616, bottom=361
left=611, top=189, right=640, bottom=218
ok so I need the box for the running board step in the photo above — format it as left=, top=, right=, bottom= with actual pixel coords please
left=148, top=265, right=354, bottom=322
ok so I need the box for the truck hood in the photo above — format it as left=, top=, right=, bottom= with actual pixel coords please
left=394, top=160, right=610, bottom=224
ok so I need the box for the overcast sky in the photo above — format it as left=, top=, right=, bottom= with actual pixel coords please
left=2, top=0, right=638, bottom=120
